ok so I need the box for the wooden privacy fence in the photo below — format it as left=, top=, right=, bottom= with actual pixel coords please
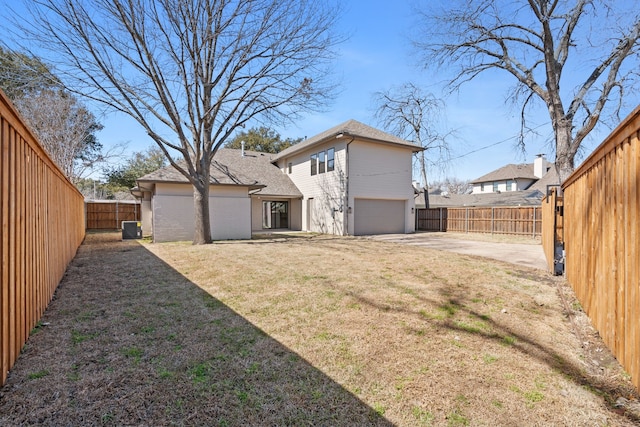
left=561, top=105, right=640, bottom=391
left=0, top=90, right=85, bottom=386
left=417, top=206, right=542, bottom=237
left=86, top=200, right=140, bottom=230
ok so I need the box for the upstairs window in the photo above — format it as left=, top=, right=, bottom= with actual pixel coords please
left=310, top=153, right=317, bottom=175
left=318, top=151, right=326, bottom=174
left=493, top=182, right=499, bottom=192
left=327, top=148, right=335, bottom=171
left=506, top=179, right=515, bottom=191
left=288, top=162, right=292, bottom=174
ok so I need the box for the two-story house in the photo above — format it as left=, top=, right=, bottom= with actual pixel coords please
left=471, top=154, right=557, bottom=194
left=133, top=119, right=422, bottom=242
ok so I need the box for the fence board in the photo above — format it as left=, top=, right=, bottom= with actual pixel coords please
left=85, top=201, right=140, bottom=230
left=562, top=105, right=640, bottom=391
left=417, top=206, right=541, bottom=237
left=0, top=89, right=85, bottom=386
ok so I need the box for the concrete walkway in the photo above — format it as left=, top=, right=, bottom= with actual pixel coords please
left=367, top=232, right=548, bottom=271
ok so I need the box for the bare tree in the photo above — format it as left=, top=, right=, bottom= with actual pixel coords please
left=414, top=0, right=640, bottom=181
left=13, top=89, right=107, bottom=183
left=373, top=82, right=454, bottom=208
left=438, top=177, right=472, bottom=195
left=0, top=47, right=109, bottom=183
left=15, top=0, right=342, bottom=244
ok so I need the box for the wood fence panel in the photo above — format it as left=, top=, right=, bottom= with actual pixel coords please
left=417, top=206, right=542, bottom=237
left=0, top=90, right=85, bottom=386
left=562, top=105, right=640, bottom=391
left=86, top=201, right=140, bottom=230
left=416, top=207, right=447, bottom=231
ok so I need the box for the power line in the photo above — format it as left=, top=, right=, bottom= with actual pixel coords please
left=451, top=122, right=549, bottom=160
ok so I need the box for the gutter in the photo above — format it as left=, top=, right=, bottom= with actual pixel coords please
left=339, top=134, right=355, bottom=236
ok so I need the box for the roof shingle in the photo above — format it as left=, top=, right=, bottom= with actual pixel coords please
left=136, top=148, right=302, bottom=198
left=273, top=119, right=421, bottom=160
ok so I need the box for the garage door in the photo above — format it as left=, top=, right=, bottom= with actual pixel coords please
left=354, top=199, right=405, bottom=235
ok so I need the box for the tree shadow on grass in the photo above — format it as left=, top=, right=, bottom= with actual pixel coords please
left=0, top=233, right=392, bottom=426
left=339, top=273, right=639, bottom=420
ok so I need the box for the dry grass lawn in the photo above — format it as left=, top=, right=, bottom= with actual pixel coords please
left=0, top=231, right=637, bottom=426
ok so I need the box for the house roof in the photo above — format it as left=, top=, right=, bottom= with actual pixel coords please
left=416, top=190, right=544, bottom=208
left=471, top=163, right=538, bottom=184
left=136, top=148, right=302, bottom=198
left=527, top=166, right=560, bottom=194
left=273, top=119, right=422, bottom=161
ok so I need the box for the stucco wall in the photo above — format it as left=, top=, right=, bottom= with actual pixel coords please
left=140, top=191, right=152, bottom=237
left=250, top=197, right=302, bottom=232
left=347, top=141, right=415, bottom=234
left=277, top=138, right=416, bottom=235
left=276, top=140, right=347, bottom=234
left=472, top=179, right=535, bottom=194
left=152, top=183, right=251, bottom=242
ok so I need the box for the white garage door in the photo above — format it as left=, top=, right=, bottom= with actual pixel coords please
left=354, top=199, right=405, bottom=235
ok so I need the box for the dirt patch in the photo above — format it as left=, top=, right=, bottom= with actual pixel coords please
left=0, top=232, right=637, bottom=426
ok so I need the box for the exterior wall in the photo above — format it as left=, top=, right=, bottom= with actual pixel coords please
left=278, top=139, right=416, bottom=235
left=152, top=183, right=251, bottom=242
left=250, top=197, right=302, bottom=232
left=276, top=140, right=347, bottom=234
left=472, top=179, right=535, bottom=194
left=140, top=191, right=152, bottom=237
left=347, top=141, right=415, bottom=235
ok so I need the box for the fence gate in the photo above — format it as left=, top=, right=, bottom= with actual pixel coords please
left=541, top=188, right=564, bottom=275
left=85, top=201, right=141, bottom=230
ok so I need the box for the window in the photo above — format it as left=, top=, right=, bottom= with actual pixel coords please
left=318, top=151, right=326, bottom=174
left=493, top=182, right=499, bottom=192
left=262, top=201, right=288, bottom=229
left=506, top=179, right=515, bottom=191
left=327, top=147, right=335, bottom=171
left=480, top=183, right=485, bottom=192
left=288, top=162, right=292, bottom=174
left=310, top=153, right=317, bottom=175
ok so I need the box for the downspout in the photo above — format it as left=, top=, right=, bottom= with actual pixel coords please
left=343, top=136, right=354, bottom=236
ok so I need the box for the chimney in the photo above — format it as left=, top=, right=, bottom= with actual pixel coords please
left=534, top=154, right=547, bottom=178
left=241, top=140, right=245, bottom=157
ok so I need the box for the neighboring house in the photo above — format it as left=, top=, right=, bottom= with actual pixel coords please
left=133, top=119, right=422, bottom=242
left=416, top=190, right=545, bottom=208
left=414, top=154, right=561, bottom=209
left=471, top=154, right=558, bottom=194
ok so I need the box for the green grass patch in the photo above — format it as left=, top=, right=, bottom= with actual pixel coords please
left=71, top=329, right=98, bottom=346
left=188, top=362, right=210, bottom=384
left=30, top=321, right=44, bottom=336
left=412, top=406, right=434, bottom=425
left=454, top=319, right=491, bottom=334
left=27, top=369, right=49, bottom=380
left=447, top=409, right=469, bottom=426
left=524, top=390, right=545, bottom=406
left=502, top=335, right=517, bottom=346
left=439, top=300, right=461, bottom=317
left=483, top=354, right=498, bottom=364
left=373, top=403, right=386, bottom=416
left=121, top=347, right=143, bottom=364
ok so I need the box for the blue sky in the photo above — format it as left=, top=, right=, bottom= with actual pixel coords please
left=4, top=0, right=639, bottom=182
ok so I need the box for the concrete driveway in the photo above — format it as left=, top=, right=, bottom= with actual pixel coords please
left=367, top=232, right=548, bottom=271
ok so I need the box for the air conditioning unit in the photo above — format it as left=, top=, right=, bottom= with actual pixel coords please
left=122, top=221, right=142, bottom=240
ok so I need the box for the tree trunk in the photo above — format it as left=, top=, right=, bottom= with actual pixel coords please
left=192, top=181, right=212, bottom=244
left=420, top=151, right=429, bottom=209
left=553, top=120, right=576, bottom=184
